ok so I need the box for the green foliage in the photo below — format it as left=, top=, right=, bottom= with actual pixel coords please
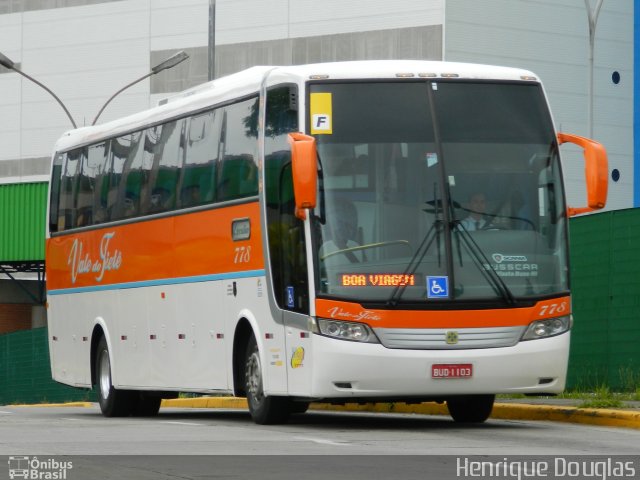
left=578, top=386, right=624, bottom=409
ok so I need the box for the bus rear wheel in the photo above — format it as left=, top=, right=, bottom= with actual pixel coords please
left=446, top=394, right=495, bottom=423
left=95, top=336, right=134, bottom=417
left=244, top=335, right=291, bottom=425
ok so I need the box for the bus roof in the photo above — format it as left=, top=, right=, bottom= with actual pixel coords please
left=52, top=60, right=539, bottom=153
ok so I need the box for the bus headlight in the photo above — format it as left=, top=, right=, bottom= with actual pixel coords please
left=315, top=318, right=380, bottom=343
left=521, top=315, right=572, bottom=341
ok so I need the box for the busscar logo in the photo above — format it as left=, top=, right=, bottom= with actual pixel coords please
left=485, top=253, right=538, bottom=278
left=8, top=456, right=73, bottom=479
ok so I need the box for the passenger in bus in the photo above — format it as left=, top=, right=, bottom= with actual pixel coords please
left=460, top=192, right=489, bottom=231
left=180, top=184, right=201, bottom=208
left=123, top=193, right=139, bottom=218
left=76, top=207, right=93, bottom=227
left=149, top=187, right=172, bottom=213
left=320, top=200, right=365, bottom=264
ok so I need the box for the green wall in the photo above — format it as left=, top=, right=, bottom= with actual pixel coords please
left=0, top=182, right=47, bottom=262
left=0, top=327, right=93, bottom=405
left=568, top=208, right=640, bottom=390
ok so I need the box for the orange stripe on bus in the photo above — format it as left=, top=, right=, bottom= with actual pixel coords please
left=46, top=202, right=264, bottom=291
left=316, top=297, right=571, bottom=329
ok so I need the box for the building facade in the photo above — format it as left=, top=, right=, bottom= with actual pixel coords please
left=0, top=0, right=635, bottom=330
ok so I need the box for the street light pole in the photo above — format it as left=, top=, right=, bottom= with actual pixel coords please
left=92, top=50, right=189, bottom=125
left=585, top=0, right=604, bottom=139
left=208, top=0, right=216, bottom=81
left=0, top=51, right=78, bottom=129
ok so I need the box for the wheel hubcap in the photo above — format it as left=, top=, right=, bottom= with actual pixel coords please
left=246, top=351, right=264, bottom=405
left=98, top=350, right=111, bottom=401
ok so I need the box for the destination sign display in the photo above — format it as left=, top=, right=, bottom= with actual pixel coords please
left=341, top=273, right=416, bottom=287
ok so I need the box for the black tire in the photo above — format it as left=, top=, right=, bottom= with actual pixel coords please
left=95, top=336, right=134, bottom=417
left=289, top=401, right=310, bottom=415
left=446, top=394, right=495, bottom=423
left=244, top=335, right=291, bottom=425
left=131, top=392, right=162, bottom=417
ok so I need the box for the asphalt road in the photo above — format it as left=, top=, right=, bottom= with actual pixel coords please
left=1, top=405, right=639, bottom=479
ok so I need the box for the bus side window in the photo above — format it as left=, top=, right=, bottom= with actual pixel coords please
left=94, top=142, right=112, bottom=225
left=180, top=110, right=219, bottom=208
left=217, top=97, right=258, bottom=202
left=115, top=131, right=146, bottom=219
left=106, top=134, right=133, bottom=221
left=76, top=143, right=106, bottom=226
left=58, top=149, right=82, bottom=230
left=144, top=119, right=185, bottom=214
left=49, top=153, right=64, bottom=233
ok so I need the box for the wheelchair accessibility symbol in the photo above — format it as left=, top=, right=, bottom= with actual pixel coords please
left=286, top=286, right=295, bottom=308
left=427, top=276, right=449, bottom=299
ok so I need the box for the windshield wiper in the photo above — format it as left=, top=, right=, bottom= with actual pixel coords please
left=453, top=221, right=517, bottom=306
left=386, top=185, right=443, bottom=307
left=385, top=220, right=441, bottom=307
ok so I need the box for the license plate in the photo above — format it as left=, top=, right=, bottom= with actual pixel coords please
left=431, top=363, right=473, bottom=379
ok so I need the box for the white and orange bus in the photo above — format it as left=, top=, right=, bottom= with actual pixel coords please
left=46, top=60, right=608, bottom=424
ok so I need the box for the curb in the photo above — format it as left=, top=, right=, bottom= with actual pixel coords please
left=10, top=402, right=94, bottom=408
left=161, top=397, right=640, bottom=430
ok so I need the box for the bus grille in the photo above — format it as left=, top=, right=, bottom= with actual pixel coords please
left=374, top=326, right=526, bottom=350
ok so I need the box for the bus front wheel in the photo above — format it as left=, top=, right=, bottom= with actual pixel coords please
left=95, top=336, right=134, bottom=417
left=131, top=392, right=162, bottom=417
left=446, top=394, right=495, bottom=423
left=244, top=335, right=291, bottom=425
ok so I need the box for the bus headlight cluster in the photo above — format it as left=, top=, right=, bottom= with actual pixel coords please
left=316, top=319, right=379, bottom=343
left=521, top=315, right=572, bottom=341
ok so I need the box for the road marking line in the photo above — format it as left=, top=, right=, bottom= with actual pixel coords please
left=294, top=436, right=352, bottom=447
left=0, top=411, right=14, bottom=415
left=161, top=421, right=204, bottom=426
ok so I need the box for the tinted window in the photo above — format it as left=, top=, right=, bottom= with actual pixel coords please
left=433, top=82, right=554, bottom=144
left=114, top=131, right=146, bottom=219
left=105, top=133, right=134, bottom=220
left=217, top=97, right=259, bottom=201
left=58, top=148, right=82, bottom=230
left=145, top=119, right=185, bottom=214
left=76, top=143, right=107, bottom=226
left=264, top=86, right=308, bottom=313
left=53, top=97, right=259, bottom=230
left=49, top=153, right=64, bottom=233
left=180, top=111, right=220, bottom=208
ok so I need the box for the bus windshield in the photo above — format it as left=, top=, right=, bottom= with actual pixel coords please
left=311, top=81, right=567, bottom=305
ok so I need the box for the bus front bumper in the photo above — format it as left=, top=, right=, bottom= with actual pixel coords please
left=305, top=332, right=569, bottom=400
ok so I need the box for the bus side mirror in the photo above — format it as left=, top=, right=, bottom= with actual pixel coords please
left=558, top=133, right=608, bottom=217
left=288, top=132, right=318, bottom=220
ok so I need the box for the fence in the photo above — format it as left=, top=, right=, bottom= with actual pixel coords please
left=0, top=327, right=93, bottom=405
left=568, top=208, right=640, bottom=390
